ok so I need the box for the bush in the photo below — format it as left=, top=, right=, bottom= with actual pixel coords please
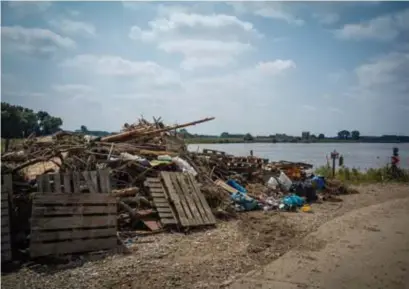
left=314, top=165, right=409, bottom=183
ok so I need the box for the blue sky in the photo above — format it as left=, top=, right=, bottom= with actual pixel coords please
left=1, top=1, right=409, bottom=136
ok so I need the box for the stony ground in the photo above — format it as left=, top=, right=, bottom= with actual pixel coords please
left=2, top=183, right=408, bottom=289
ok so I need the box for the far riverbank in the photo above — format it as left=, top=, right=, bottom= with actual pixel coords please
left=187, top=142, right=409, bottom=170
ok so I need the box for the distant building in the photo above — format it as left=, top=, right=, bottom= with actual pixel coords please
left=301, top=131, right=310, bottom=140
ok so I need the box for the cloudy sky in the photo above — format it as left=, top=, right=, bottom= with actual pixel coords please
left=1, top=1, right=409, bottom=136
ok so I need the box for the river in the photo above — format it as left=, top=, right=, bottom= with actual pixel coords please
left=187, top=143, right=409, bottom=170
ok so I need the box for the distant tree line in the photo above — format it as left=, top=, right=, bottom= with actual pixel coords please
left=76, top=125, right=111, bottom=137
left=1, top=102, right=63, bottom=139
left=337, top=130, right=360, bottom=140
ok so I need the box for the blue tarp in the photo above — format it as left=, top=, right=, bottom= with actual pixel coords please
left=282, top=194, right=305, bottom=208
left=231, top=192, right=259, bottom=211
left=227, top=179, right=258, bottom=211
left=312, top=176, right=325, bottom=190
left=227, top=179, right=247, bottom=193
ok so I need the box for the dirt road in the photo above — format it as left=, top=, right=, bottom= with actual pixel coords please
left=230, top=196, right=409, bottom=289
left=2, top=184, right=408, bottom=289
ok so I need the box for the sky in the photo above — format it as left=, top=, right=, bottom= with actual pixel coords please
left=1, top=1, right=409, bottom=137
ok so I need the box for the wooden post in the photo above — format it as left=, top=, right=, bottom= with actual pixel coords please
left=330, top=150, right=339, bottom=178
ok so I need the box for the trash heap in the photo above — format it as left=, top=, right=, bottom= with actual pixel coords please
left=1, top=116, right=358, bottom=258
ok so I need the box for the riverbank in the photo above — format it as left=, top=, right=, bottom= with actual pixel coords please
left=188, top=143, right=409, bottom=170
left=185, top=139, right=409, bottom=144
left=2, top=183, right=408, bottom=289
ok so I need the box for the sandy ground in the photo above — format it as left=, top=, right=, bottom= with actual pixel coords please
left=230, top=195, right=409, bottom=289
left=1, top=183, right=409, bottom=289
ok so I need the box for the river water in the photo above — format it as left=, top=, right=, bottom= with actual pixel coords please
left=187, top=143, right=409, bottom=170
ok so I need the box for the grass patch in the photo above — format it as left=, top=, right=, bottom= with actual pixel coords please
left=315, top=165, right=409, bottom=184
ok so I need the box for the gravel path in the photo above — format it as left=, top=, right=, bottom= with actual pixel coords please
left=2, top=183, right=408, bottom=289
left=230, top=194, right=409, bottom=289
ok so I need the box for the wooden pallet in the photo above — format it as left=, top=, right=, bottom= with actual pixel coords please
left=144, top=178, right=178, bottom=226
left=160, top=172, right=216, bottom=228
left=1, top=175, right=12, bottom=262
left=30, top=193, right=117, bottom=258
left=203, top=149, right=226, bottom=156
left=37, top=169, right=111, bottom=194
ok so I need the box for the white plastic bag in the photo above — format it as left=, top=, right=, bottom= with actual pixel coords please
left=172, top=157, right=198, bottom=176
left=119, top=152, right=146, bottom=162
left=266, top=177, right=279, bottom=189
left=278, top=171, right=292, bottom=191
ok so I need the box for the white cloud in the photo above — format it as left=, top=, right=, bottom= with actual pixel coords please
left=313, top=12, right=339, bottom=25
left=1, top=26, right=76, bottom=54
left=256, top=60, right=296, bottom=73
left=129, top=11, right=261, bottom=70
left=355, top=51, right=409, bottom=90
left=7, top=1, right=52, bottom=16
left=68, top=10, right=80, bottom=17
left=335, top=8, right=409, bottom=41
left=129, top=12, right=261, bottom=42
left=61, top=54, right=181, bottom=87
left=186, top=59, right=296, bottom=94
left=52, top=84, right=97, bottom=101
left=158, top=39, right=253, bottom=70
left=53, top=84, right=95, bottom=93
left=49, top=19, right=96, bottom=37
left=228, top=2, right=304, bottom=26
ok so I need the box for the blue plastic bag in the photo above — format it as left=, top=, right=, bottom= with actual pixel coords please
left=227, top=179, right=247, bottom=193
left=231, top=192, right=259, bottom=211
left=282, top=194, right=305, bottom=208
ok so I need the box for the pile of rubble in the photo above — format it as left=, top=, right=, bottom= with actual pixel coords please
left=1, top=116, right=356, bottom=260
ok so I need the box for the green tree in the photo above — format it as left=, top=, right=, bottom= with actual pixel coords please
left=351, top=130, right=360, bottom=140
left=318, top=133, right=325, bottom=139
left=1, top=102, right=63, bottom=138
left=80, top=125, right=88, bottom=133
left=220, top=132, right=229, bottom=138
left=243, top=133, right=254, bottom=142
left=337, top=130, right=350, bottom=139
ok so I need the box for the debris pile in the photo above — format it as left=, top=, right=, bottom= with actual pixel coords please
left=1, top=115, right=358, bottom=260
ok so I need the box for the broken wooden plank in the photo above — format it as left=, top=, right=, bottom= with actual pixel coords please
left=188, top=175, right=216, bottom=225
left=98, top=169, right=111, bottom=194
left=72, top=172, right=81, bottom=193
left=176, top=174, right=203, bottom=225
left=32, top=205, right=117, bottom=216
left=82, top=171, right=96, bottom=193
left=161, top=172, right=189, bottom=227
left=37, top=175, right=44, bottom=193
left=30, top=228, right=117, bottom=242
left=30, top=237, right=117, bottom=258
left=184, top=174, right=210, bottom=224
left=170, top=172, right=195, bottom=226
left=33, top=193, right=117, bottom=205
left=31, top=215, right=117, bottom=230
left=63, top=173, right=72, bottom=193
left=90, top=171, right=99, bottom=192
left=53, top=173, right=62, bottom=193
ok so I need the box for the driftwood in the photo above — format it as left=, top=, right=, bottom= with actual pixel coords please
left=111, top=187, right=139, bottom=198
left=101, top=117, right=215, bottom=143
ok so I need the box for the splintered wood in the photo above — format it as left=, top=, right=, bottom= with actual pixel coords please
left=30, top=193, right=118, bottom=258
left=160, top=172, right=216, bottom=228
left=36, top=169, right=111, bottom=194
left=1, top=175, right=12, bottom=262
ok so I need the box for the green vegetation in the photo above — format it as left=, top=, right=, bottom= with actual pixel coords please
left=315, top=165, right=409, bottom=184
left=76, top=125, right=111, bottom=137
left=1, top=102, right=63, bottom=139
left=1, top=102, right=63, bottom=151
